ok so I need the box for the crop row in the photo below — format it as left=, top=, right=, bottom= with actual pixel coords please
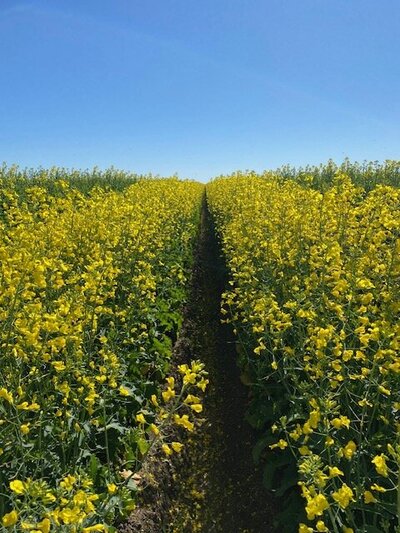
left=207, top=173, right=400, bottom=533
left=0, top=179, right=205, bottom=531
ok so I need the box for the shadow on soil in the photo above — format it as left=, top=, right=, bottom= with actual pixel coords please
left=167, top=196, right=278, bottom=533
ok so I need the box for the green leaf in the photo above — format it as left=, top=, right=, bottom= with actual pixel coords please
left=252, top=434, right=275, bottom=463
left=106, top=422, right=127, bottom=434
left=275, top=464, right=298, bottom=497
left=89, top=454, right=100, bottom=480
left=137, top=437, right=150, bottom=455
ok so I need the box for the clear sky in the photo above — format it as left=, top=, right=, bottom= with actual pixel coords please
left=1, top=0, right=399, bottom=181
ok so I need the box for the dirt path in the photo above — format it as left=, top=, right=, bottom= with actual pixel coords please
left=167, top=196, right=277, bottom=533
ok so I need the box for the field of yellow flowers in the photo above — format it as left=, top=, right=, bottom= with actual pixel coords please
left=208, top=172, right=400, bottom=533
left=0, top=174, right=206, bottom=532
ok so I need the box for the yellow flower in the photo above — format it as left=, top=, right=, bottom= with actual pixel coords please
left=342, top=440, right=356, bottom=460
left=52, top=361, right=66, bottom=372
left=119, top=385, right=131, bottom=397
left=10, top=479, right=26, bottom=494
left=20, top=424, right=30, bottom=435
left=316, top=521, right=328, bottom=532
left=171, top=442, right=184, bottom=453
left=59, top=507, right=83, bottom=524
left=308, top=409, right=321, bottom=428
left=36, top=518, right=51, bottom=533
left=2, top=510, right=18, bottom=527
left=183, top=372, right=197, bottom=385
left=0, top=388, right=13, bottom=404
left=162, top=443, right=173, bottom=456
left=162, top=388, right=175, bottom=402
left=372, top=454, right=389, bottom=477
left=197, top=378, right=208, bottom=392
left=190, top=403, right=203, bottom=413
left=299, top=525, right=313, bottom=533
left=378, top=385, right=391, bottom=396
left=178, top=364, right=189, bottom=374
left=305, top=493, right=329, bottom=520
left=174, top=414, right=194, bottom=432
left=166, top=376, right=175, bottom=389
left=269, top=439, right=288, bottom=450
left=21, top=522, right=36, bottom=530
left=358, top=398, right=373, bottom=407
left=149, top=423, right=159, bottom=436
left=299, top=446, right=311, bottom=456
left=150, top=394, right=159, bottom=406
left=328, top=466, right=344, bottom=478
left=43, top=492, right=56, bottom=503
left=185, top=394, right=201, bottom=404
left=364, top=490, right=377, bottom=504
left=332, top=483, right=355, bottom=509
left=59, top=474, right=77, bottom=491
left=107, top=483, right=117, bottom=494
left=135, top=413, right=146, bottom=424
left=370, top=483, right=387, bottom=492
left=17, top=401, right=40, bottom=411
left=331, top=416, right=350, bottom=429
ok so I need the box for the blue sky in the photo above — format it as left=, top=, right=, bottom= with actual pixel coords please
left=0, top=0, right=399, bottom=181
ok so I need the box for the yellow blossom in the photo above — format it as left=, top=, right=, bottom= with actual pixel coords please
left=342, top=440, right=356, bottom=460
left=270, top=439, right=288, bottom=450
left=0, top=388, right=13, bottom=404
left=2, top=510, right=18, bottom=527
left=20, top=423, right=30, bottom=435
left=332, top=484, right=355, bottom=509
left=35, top=518, right=51, bottom=533
left=370, top=483, right=387, bottom=492
left=299, top=525, right=313, bottom=533
left=151, top=394, right=159, bottom=406
left=135, top=413, right=146, bottom=424
left=305, top=493, right=329, bottom=520
left=149, top=423, right=159, bottom=436
left=171, top=442, right=184, bottom=453
left=10, top=479, right=26, bottom=494
left=174, top=414, right=194, bottom=432
left=162, top=388, right=175, bottom=402
left=328, top=466, right=344, bottom=478
left=119, top=385, right=131, bottom=397
left=59, top=474, right=77, bottom=491
left=162, top=443, right=173, bottom=456
left=372, top=454, right=389, bottom=477
left=364, top=490, right=377, bottom=503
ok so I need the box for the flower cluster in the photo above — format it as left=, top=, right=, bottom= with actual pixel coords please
left=0, top=177, right=204, bottom=530
left=208, top=172, right=400, bottom=532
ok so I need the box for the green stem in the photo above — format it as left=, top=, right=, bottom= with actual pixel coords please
left=397, top=466, right=400, bottom=528
left=102, top=401, right=111, bottom=470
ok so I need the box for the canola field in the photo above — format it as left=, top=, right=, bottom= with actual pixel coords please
left=1, top=161, right=400, bottom=533
left=208, top=170, right=400, bottom=533
left=0, top=173, right=206, bottom=532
